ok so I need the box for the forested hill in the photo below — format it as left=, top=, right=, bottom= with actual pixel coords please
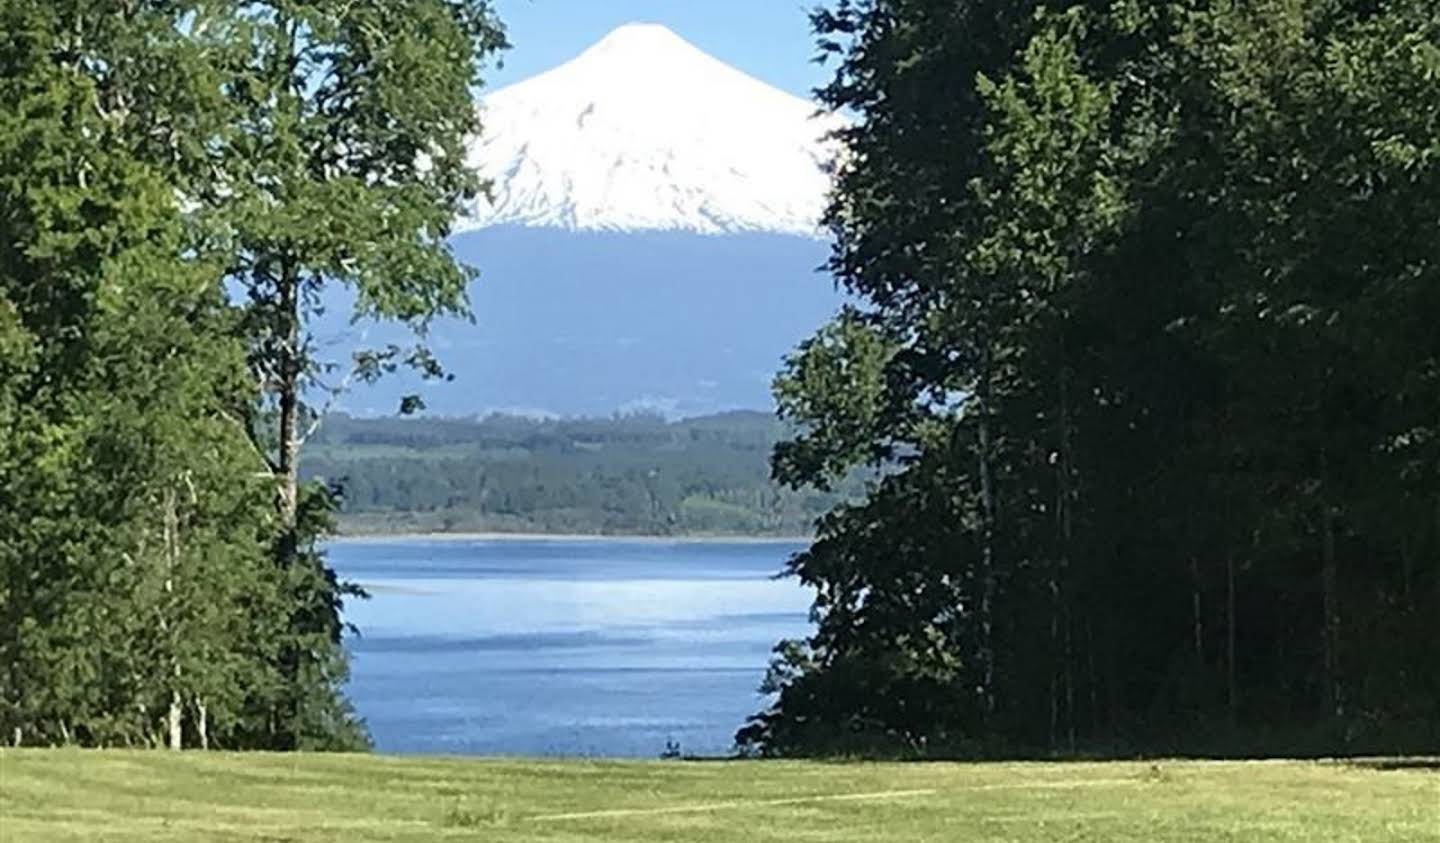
left=300, top=411, right=861, bottom=536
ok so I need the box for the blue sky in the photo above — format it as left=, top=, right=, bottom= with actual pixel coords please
left=485, top=0, right=829, bottom=97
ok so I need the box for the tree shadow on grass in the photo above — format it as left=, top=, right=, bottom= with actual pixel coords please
left=1343, top=758, right=1440, bottom=772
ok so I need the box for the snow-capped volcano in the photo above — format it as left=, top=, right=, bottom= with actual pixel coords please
left=461, top=23, right=841, bottom=237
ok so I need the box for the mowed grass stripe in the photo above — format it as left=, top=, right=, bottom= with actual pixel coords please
left=1, top=750, right=1437, bottom=842
left=527, top=778, right=1159, bottom=822
left=529, top=787, right=939, bottom=821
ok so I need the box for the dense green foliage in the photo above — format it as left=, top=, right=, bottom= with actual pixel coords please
left=0, top=1, right=502, bottom=750
left=743, top=0, right=1440, bottom=758
left=6, top=750, right=1438, bottom=842
left=302, top=411, right=863, bottom=536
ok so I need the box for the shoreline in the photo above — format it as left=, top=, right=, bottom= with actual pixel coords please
left=328, top=531, right=812, bottom=545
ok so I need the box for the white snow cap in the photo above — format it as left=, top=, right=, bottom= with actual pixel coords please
left=461, top=23, right=842, bottom=237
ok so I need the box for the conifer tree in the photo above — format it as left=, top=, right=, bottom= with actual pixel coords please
left=744, top=0, right=1440, bottom=758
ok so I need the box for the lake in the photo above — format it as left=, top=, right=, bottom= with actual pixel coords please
left=329, top=537, right=812, bottom=757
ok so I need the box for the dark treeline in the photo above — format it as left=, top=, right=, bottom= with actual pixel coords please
left=302, top=411, right=863, bottom=536
left=0, top=2, right=504, bottom=750
left=741, top=1, right=1440, bottom=758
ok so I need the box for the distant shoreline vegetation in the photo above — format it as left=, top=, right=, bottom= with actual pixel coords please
left=330, top=528, right=812, bottom=543
left=303, top=410, right=864, bottom=539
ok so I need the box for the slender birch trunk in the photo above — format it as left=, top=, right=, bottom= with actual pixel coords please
left=196, top=698, right=208, bottom=751
left=163, top=485, right=183, bottom=750
left=275, top=264, right=301, bottom=556
left=167, top=691, right=182, bottom=751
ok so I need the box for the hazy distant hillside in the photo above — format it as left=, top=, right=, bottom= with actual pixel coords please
left=302, top=411, right=865, bottom=537
left=325, top=227, right=841, bottom=418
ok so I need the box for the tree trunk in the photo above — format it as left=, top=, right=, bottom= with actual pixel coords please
left=275, top=265, right=301, bottom=556
left=168, top=690, right=183, bottom=751
left=12, top=726, right=21, bottom=747
left=196, top=698, right=208, bottom=751
left=162, top=484, right=184, bottom=751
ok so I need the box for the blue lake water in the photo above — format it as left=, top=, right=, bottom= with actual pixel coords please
left=329, top=538, right=812, bottom=757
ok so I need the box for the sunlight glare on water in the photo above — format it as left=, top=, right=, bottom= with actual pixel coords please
left=330, top=538, right=812, bottom=757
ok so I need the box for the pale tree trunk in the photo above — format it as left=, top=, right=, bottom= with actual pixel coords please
left=168, top=690, right=183, bottom=751
left=276, top=267, right=301, bottom=551
left=269, top=13, right=303, bottom=549
left=195, top=698, right=208, bottom=751
left=162, top=484, right=183, bottom=751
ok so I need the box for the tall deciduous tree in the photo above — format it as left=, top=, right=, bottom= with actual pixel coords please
left=200, top=0, right=505, bottom=748
left=209, top=1, right=505, bottom=541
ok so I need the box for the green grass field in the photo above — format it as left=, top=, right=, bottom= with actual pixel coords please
left=2, top=751, right=1436, bottom=842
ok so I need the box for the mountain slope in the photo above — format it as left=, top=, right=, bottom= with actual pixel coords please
left=331, top=227, right=838, bottom=418
left=325, top=24, right=845, bottom=418
left=461, top=23, right=842, bottom=236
